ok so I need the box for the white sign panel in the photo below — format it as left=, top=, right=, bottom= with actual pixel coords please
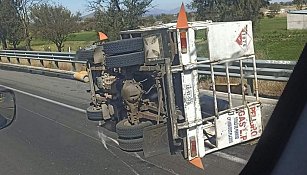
left=207, top=21, right=255, bottom=61
left=216, top=104, right=262, bottom=149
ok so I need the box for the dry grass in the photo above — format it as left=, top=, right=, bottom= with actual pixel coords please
left=257, top=80, right=286, bottom=97
left=30, top=60, right=43, bottom=67
left=199, top=76, right=286, bottom=98
left=57, top=62, right=73, bottom=71
left=18, top=59, right=30, bottom=65
left=8, top=58, right=19, bottom=64
left=42, top=61, right=57, bottom=69
left=74, top=63, right=87, bottom=72
left=199, top=76, right=243, bottom=89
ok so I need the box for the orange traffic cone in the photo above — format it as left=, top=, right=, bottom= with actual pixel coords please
left=176, top=3, right=189, bottom=29
left=189, top=157, right=205, bottom=170
left=98, top=32, right=108, bottom=41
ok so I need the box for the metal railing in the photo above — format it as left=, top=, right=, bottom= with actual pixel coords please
left=0, top=50, right=296, bottom=83
left=0, top=50, right=85, bottom=73
left=196, top=57, right=296, bottom=82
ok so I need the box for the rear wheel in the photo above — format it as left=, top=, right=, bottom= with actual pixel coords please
left=86, top=106, right=103, bottom=121
left=117, top=137, right=143, bottom=152
left=116, top=119, right=152, bottom=139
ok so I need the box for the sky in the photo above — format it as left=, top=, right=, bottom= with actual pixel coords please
left=56, top=0, right=191, bottom=15
left=57, top=0, right=289, bottom=15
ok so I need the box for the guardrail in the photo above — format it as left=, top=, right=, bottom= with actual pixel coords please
left=0, top=50, right=85, bottom=73
left=0, top=50, right=296, bottom=83
left=196, top=57, right=296, bottom=82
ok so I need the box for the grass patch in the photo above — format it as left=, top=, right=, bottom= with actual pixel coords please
left=16, top=31, right=97, bottom=52
left=67, top=31, right=97, bottom=41
left=30, top=41, right=94, bottom=52
left=254, top=17, right=307, bottom=60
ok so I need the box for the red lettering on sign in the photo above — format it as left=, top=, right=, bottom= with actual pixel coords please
left=250, top=106, right=256, bottom=117
left=251, top=131, right=258, bottom=137
left=239, top=116, right=246, bottom=127
left=250, top=122, right=258, bottom=137
left=240, top=130, right=247, bottom=140
left=239, top=121, right=246, bottom=127
left=250, top=123, right=257, bottom=130
left=238, top=110, right=245, bottom=116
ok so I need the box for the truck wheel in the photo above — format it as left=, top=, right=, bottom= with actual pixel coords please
left=86, top=106, right=103, bottom=121
left=103, top=38, right=144, bottom=56
left=118, top=137, right=143, bottom=152
left=116, top=119, right=152, bottom=139
left=105, top=51, right=145, bottom=68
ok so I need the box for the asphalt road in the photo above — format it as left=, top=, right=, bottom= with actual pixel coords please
left=0, top=69, right=277, bottom=175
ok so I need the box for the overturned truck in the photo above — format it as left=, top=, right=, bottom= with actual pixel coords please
left=78, top=6, right=263, bottom=161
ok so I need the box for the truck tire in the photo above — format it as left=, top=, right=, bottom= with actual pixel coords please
left=105, top=51, right=145, bottom=68
left=86, top=106, right=103, bottom=121
left=116, top=119, right=152, bottom=139
left=118, top=137, right=143, bottom=152
left=103, top=38, right=144, bottom=56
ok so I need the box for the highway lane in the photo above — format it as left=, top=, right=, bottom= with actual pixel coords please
left=1, top=91, right=198, bottom=175
left=0, top=69, right=91, bottom=110
left=0, top=69, right=276, bottom=174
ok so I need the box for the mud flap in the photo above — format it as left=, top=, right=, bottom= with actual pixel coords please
left=143, top=123, right=170, bottom=158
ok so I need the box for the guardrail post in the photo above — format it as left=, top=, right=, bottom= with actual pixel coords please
left=71, top=61, right=76, bottom=72
left=40, top=60, right=44, bottom=67
left=247, top=78, right=254, bottom=95
left=27, top=58, right=31, bottom=65
left=54, top=61, right=59, bottom=69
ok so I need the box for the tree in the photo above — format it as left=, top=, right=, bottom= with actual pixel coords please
left=80, top=17, right=96, bottom=31
left=0, top=0, right=22, bottom=49
left=267, top=2, right=281, bottom=18
left=156, top=14, right=174, bottom=24
left=122, top=0, right=153, bottom=29
left=88, top=0, right=153, bottom=40
left=189, top=0, right=269, bottom=25
left=15, top=0, right=44, bottom=50
left=293, top=0, right=307, bottom=10
left=140, top=15, right=156, bottom=27
left=7, top=23, right=24, bottom=49
left=30, top=4, right=80, bottom=52
left=0, top=0, right=11, bottom=49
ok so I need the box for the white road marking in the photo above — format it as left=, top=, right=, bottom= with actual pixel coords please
left=20, top=106, right=140, bottom=175
left=2, top=85, right=124, bottom=147
left=213, top=152, right=248, bottom=165
left=98, top=130, right=108, bottom=150
left=106, top=135, right=119, bottom=145
left=0, top=85, right=86, bottom=113
left=97, top=128, right=119, bottom=147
